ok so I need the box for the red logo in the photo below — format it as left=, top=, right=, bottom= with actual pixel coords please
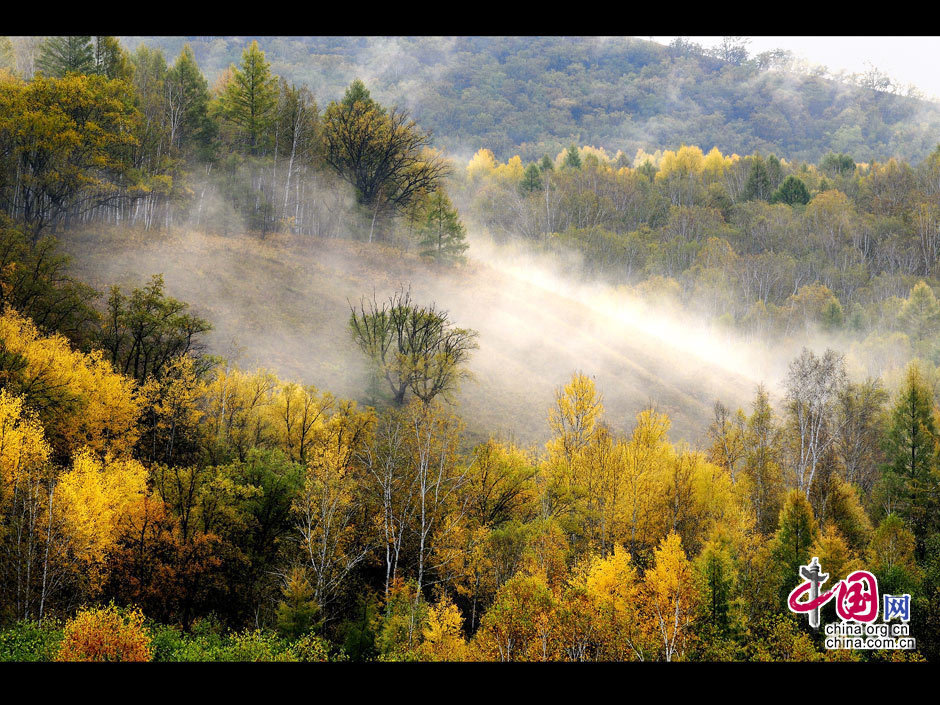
left=788, top=557, right=879, bottom=625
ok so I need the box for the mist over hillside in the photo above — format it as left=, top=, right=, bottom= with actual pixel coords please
left=121, top=35, right=940, bottom=164
left=60, top=227, right=769, bottom=447
left=7, top=34, right=940, bottom=662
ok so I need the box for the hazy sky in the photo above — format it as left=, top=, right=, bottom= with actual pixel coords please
left=644, top=36, right=940, bottom=102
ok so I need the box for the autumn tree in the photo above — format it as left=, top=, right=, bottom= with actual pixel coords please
left=465, top=439, right=538, bottom=527
left=640, top=532, right=700, bottom=661
left=0, top=388, right=52, bottom=620
left=742, top=386, right=785, bottom=534
left=898, top=281, right=940, bottom=358
left=0, top=73, right=143, bottom=238
left=868, top=513, right=922, bottom=595
left=105, top=494, right=224, bottom=627
left=293, top=401, right=373, bottom=612
left=418, top=593, right=468, bottom=661
left=784, top=348, right=847, bottom=499
left=474, top=572, right=556, bottom=661
left=274, top=80, right=320, bottom=229
left=541, top=373, right=644, bottom=557
left=834, top=378, right=888, bottom=498
left=568, top=545, right=649, bottom=660
left=54, top=449, right=148, bottom=594
left=0, top=308, right=142, bottom=459
left=359, top=406, right=413, bottom=598
left=706, top=400, right=746, bottom=482
left=404, top=399, right=467, bottom=594
left=323, top=80, right=449, bottom=241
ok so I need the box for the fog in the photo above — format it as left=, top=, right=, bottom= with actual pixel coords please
left=63, top=190, right=899, bottom=453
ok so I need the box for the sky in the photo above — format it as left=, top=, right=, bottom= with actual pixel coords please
left=644, top=36, right=940, bottom=102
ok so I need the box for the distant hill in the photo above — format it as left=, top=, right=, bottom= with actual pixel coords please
left=123, top=35, right=940, bottom=164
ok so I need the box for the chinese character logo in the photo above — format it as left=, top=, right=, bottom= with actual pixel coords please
left=787, top=556, right=830, bottom=628
left=883, top=594, right=911, bottom=622
left=788, top=557, right=880, bottom=627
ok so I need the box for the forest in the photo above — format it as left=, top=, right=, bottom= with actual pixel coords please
left=0, top=35, right=938, bottom=663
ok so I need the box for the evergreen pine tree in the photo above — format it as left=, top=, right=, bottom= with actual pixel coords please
left=766, top=154, right=783, bottom=189
left=520, top=163, right=543, bottom=194
left=36, top=36, right=94, bottom=77
left=563, top=145, right=582, bottom=169
left=276, top=568, right=322, bottom=639
left=166, top=44, right=214, bottom=156
left=744, top=155, right=772, bottom=201
left=770, top=175, right=811, bottom=206
left=417, top=190, right=469, bottom=265
left=0, top=37, right=15, bottom=73
left=882, top=363, right=940, bottom=558
left=220, top=40, right=278, bottom=155
left=773, top=489, right=819, bottom=586
left=342, top=78, right=381, bottom=113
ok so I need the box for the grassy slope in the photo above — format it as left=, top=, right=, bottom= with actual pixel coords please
left=63, top=228, right=756, bottom=449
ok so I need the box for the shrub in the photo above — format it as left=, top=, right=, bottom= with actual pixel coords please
left=0, top=621, right=64, bottom=662
left=56, top=605, right=151, bottom=662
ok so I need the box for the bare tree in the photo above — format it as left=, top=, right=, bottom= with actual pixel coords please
left=348, top=287, right=478, bottom=407
left=834, top=379, right=888, bottom=496
left=784, top=348, right=847, bottom=498
left=359, top=409, right=414, bottom=598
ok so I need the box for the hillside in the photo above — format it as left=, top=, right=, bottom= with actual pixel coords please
left=60, top=228, right=759, bottom=447
left=122, top=35, right=940, bottom=164
left=6, top=34, right=940, bottom=663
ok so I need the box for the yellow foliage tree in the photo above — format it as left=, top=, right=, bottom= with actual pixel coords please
left=569, top=545, right=650, bottom=660
left=0, top=309, right=141, bottom=458
left=640, top=532, right=701, bottom=661
left=494, top=155, right=524, bottom=183
left=272, top=382, right=334, bottom=464
left=56, top=448, right=148, bottom=589
left=201, top=365, right=278, bottom=460
left=419, top=593, right=468, bottom=661
left=466, top=148, right=498, bottom=182
left=0, top=389, right=52, bottom=618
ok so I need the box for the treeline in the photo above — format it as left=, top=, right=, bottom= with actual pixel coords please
left=0, top=36, right=468, bottom=261
left=94, top=36, right=940, bottom=164
left=458, top=144, right=940, bottom=378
